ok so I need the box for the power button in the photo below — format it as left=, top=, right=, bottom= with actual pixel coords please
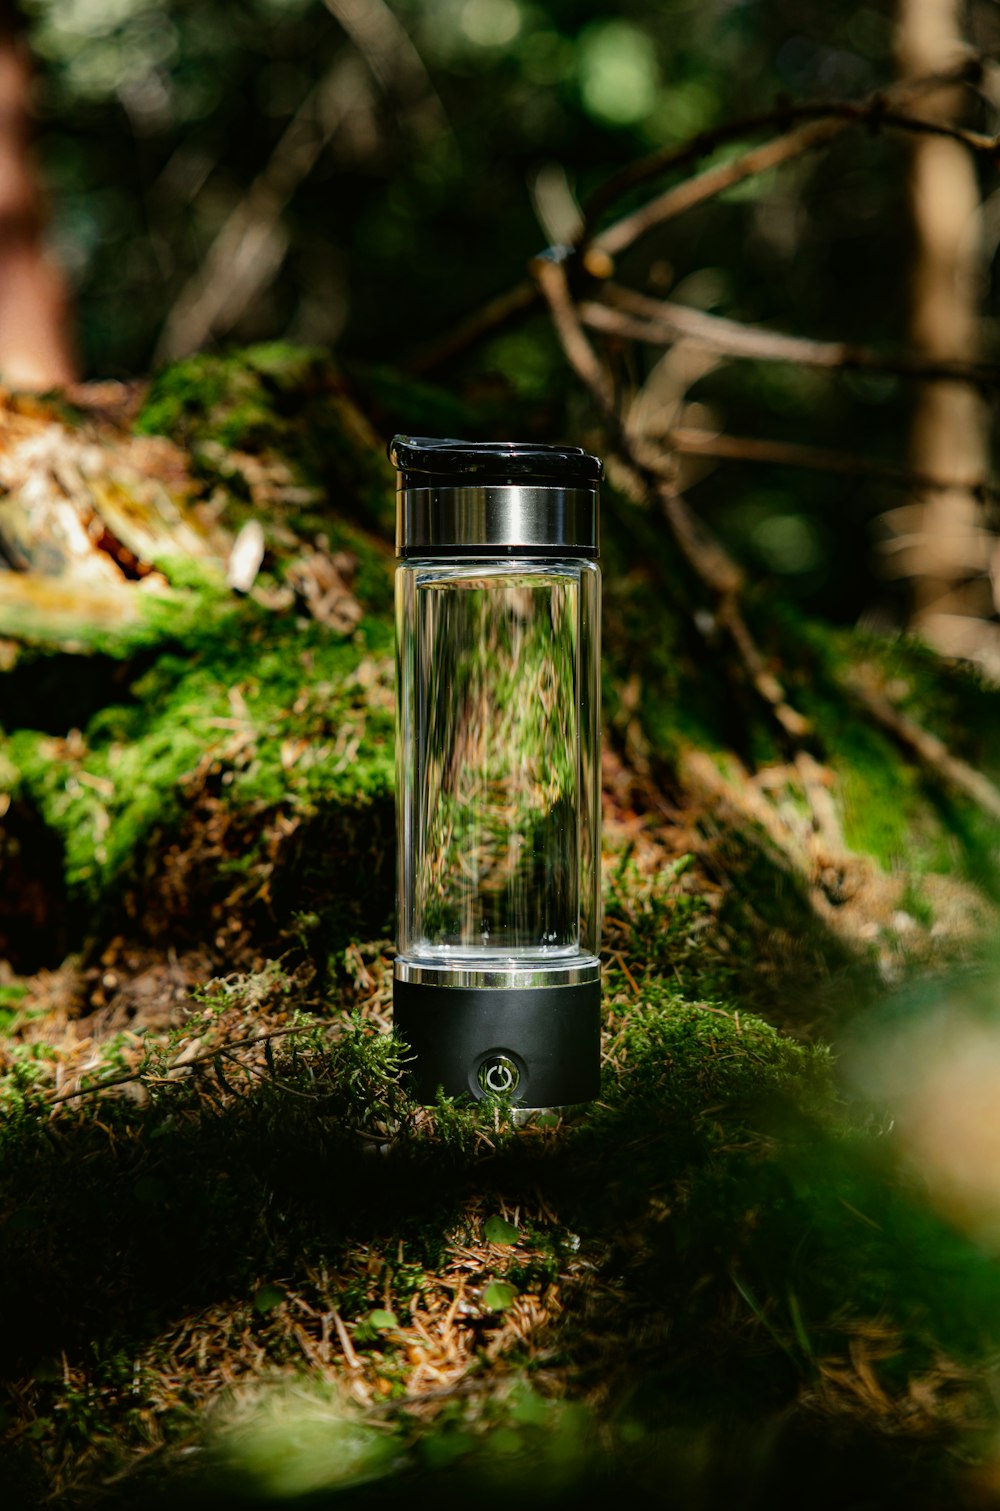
left=477, top=1054, right=521, bottom=1097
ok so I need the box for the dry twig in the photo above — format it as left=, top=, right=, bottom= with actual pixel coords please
left=591, top=114, right=851, bottom=259
left=44, top=1022, right=326, bottom=1108
left=537, top=250, right=1000, bottom=854
left=531, top=252, right=807, bottom=742
left=585, top=63, right=990, bottom=256
left=579, top=59, right=985, bottom=236
left=658, top=426, right=1000, bottom=506
left=416, top=62, right=993, bottom=381
left=583, top=287, right=1000, bottom=390
left=155, top=59, right=368, bottom=363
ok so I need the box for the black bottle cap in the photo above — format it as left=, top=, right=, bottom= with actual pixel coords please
left=388, top=435, right=603, bottom=557
left=388, top=435, right=604, bottom=489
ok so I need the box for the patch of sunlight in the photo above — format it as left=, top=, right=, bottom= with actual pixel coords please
left=578, top=21, right=659, bottom=127
left=461, top=0, right=521, bottom=48
left=213, top=1384, right=400, bottom=1500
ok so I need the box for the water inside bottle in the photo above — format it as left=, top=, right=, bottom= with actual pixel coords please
left=411, top=566, right=580, bottom=960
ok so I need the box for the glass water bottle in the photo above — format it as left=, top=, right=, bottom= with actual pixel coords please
left=391, top=436, right=602, bottom=1107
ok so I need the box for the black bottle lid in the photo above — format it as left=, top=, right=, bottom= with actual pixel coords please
left=389, top=436, right=603, bottom=488
left=389, top=435, right=603, bottom=557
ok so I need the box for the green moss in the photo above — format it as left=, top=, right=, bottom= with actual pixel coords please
left=603, top=852, right=722, bottom=994
left=766, top=607, right=1000, bottom=889
left=0, top=983, right=27, bottom=1033
left=6, top=605, right=394, bottom=909
left=601, top=505, right=1000, bottom=896
left=3, top=948, right=1000, bottom=1504
left=600, top=985, right=830, bottom=1115
left=575, top=981, right=1000, bottom=1378
left=801, top=677, right=927, bottom=867
left=136, top=344, right=395, bottom=537
left=138, top=345, right=334, bottom=453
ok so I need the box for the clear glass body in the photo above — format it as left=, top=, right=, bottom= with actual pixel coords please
left=396, top=556, right=601, bottom=973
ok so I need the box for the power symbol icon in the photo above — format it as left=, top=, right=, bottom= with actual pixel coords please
left=478, top=1055, right=520, bottom=1096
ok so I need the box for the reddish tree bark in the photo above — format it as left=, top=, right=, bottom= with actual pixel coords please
left=0, top=5, right=75, bottom=391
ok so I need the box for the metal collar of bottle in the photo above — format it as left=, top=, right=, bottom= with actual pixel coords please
left=393, top=956, right=602, bottom=991
left=395, top=484, right=599, bottom=558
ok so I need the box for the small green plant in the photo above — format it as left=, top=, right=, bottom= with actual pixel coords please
left=484, top=1216, right=520, bottom=1245
left=482, top=1280, right=517, bottom=1312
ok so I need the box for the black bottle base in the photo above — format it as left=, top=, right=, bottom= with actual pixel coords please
left=393, top=977, right=601, bottom=1108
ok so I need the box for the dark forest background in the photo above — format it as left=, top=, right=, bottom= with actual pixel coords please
left=23, top=0, right=1000, bottom=628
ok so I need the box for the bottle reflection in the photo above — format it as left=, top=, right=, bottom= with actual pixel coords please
left=413, top=569, right=579, bottom=959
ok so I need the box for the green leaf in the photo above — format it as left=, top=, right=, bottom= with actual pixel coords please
left=253, top=1283, right=286, bottom=1314
left=484, top=1215, right=520, bottom=1245
left=367, top=1309, right=398, bottom=1331
left=482, top=1280, right=517, bottom=1312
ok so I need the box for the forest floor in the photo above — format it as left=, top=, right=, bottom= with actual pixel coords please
left=1, top=754, right=997, bottom=1510
left=1, top=350, right=1000, bottom=1508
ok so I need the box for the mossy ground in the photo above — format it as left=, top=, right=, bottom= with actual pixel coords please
left=3, top=934, right=1000, bottom=1509
left=1, top=349, right=999, bottom=1506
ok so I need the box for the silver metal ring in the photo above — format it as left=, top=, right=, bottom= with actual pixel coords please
left=393, top=955, right=601, bottom=991
left=396, top=484, right=598, bottom=555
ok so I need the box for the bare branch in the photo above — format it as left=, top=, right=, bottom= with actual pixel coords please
left=661, top=425, right=1000, bottom=505
left=531, top=253, right=737, bottom=593
left=582, top=287, right=1000, bottom=388
left=583, top=60, right=990, bottom=254
left=155, top=60, right=368, bottom=364
left=715, top=596, right=810, bottom=740
left=322, top=0, right=450, bottom=141
left=530, top=66, right=1000, bottom=869
left=580, top=60, right=984, bottom=236
left=541, top=259, right=1000, bottom=846
left=408, top=63, right=992, bottom=377
left=593, top=116, right=849, bottom=259
left=531, top=253, right=615, bottom=411
left=531, top=251, right=808, bottom=741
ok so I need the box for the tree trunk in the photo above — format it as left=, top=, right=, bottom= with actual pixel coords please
left=889, top=0, right=995, bottom=670
left=0, top=7, right=75, bottom=390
